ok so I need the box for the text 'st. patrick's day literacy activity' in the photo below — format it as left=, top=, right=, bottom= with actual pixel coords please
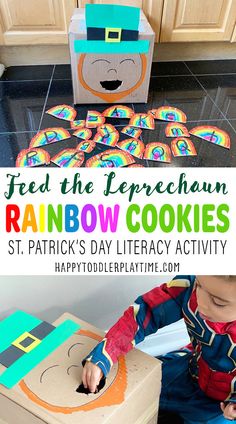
left=0, top=312, right=161, bottom=423
left=70, top=4, right=155, bottom=104
left=46, top=104, right=77, bottom=122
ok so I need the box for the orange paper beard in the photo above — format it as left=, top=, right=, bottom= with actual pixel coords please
left=19, top=329, right=127, bottom=414
left=78, top=54, right=147, bottom=103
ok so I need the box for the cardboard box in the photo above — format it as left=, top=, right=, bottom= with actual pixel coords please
left=69, top=4, right=155, bottom=104
left=0, top=313, right=162, bottom=424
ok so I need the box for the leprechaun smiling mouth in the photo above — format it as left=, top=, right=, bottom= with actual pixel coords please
left=100, top=80, right=123, bottom=91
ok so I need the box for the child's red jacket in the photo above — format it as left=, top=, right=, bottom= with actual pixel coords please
left=83, top=276, right=236, bottom=401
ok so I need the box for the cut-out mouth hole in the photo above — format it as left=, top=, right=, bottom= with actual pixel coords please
left=100, top=80, right=122, bottom=91
left=76, top=377, right=106, bottom=395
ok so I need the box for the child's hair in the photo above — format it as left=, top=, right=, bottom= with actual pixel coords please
left=219, top=276, right=236, bottom=281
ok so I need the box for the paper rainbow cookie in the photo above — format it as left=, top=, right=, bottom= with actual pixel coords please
left=29, top=128, right=71, bottom=148
left=190, top=126, right=230, bottom=149
left=165, top=123, right=190, bottom=138
left=85, top=149, right=135, bottom=168
left=143, top=142, right=171, bottom=163
left=86, top=110, right=105, bottom=128
left=121, top=126, right=142, bottom=139
left=126, top=164, right=145, bottom=168
left=94, top=132, right=118, bottom=147
left=94, top=124, right=119, bottom=147
left=16, top=148, right=50, bottom=167
left=77, top=140, right=96, bottom=153
left=103, top=105, right=134, bottom=119
left=149, top=107, right=187, bottom=123
left=70, top=120, right=86, bottom=130
left=51, top=149, right=84, bottom=168
left=129, top=113, right=155, bottom=130
left=73, top=128, right=92, bottom=140
left=171, top=138, right=197, bottom=157
left=117, top=138, right=145, bottom=159
left=46, top=104, right=77, bottom=121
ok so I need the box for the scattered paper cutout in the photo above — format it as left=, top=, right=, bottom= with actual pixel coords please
left=171, top=138, right=197, bottom=157
left=77, top=140, right=96, bottom=153
left=70, top=120, right=86, bottom=130
left=85, top=149, right=135, bottom=168
left=117, top=138, right=145, bottom=159
left=149, top=107, right=187, bottom=123
left=129, top=113, right=155, bottom=130
left=86, top=110, right=105, bottom=128
left=103, top=105, right=134, bottom=119
left=144, top=142, right=171, bottom=163
left=165, top=123, right=190, bottom=138
left=73, top=128, right=92, bottom=141
left=16, top=148, right=50, bottom=168
left=126, top=164, right=145, bottom=168
left=51, top=149, right=85, bottom=168
left=94, top=124, right=119, bottom=147
left=46, top=105, right=77, bottom=122
left=29, top=128, right=71, bottom=148
left=190, top=126, right=230, bottom=149
left=121, top=126, right=142, bottom=139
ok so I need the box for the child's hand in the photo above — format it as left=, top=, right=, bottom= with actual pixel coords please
left=220, top=402, right=236, bottom=420
left=82, top=361, right=103, bottom=393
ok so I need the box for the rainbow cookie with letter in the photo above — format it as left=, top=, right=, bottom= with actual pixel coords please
left=86, top=110, right=105, bottom=128
left=46, top=104, right=77, bottom=121
left=16, top=148, right=50, bottom=167
left=77, top=140, right=96, bottom=153
left=30, top=128, right=71, bottom=148
left=117, top=138, right=145, bottom=159
left=51, top=149, right=85, bottom=168
left=103, top=105, right=134, bottom=119
left=171, top=138, right=197, bottom=157
left=144, top=142, right=171, bottom=163
left=190, top=126, right=230, bottom=149
left=149, top=107, right=187, bottom=123
left=73, top=128, right=92, bottom=141
left=129, top=113, right=155, bottom=130
left=165, top=123, right=190, bottom=138
left=86, top=149, right=135, bottom=168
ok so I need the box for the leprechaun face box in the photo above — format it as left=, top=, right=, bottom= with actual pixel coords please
left=69, top=5, right=155, bottom=104
left=0, top=311, right=161, bottom=424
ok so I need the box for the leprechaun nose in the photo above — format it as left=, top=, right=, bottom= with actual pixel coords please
left=107, top=68, right=117, bottom=74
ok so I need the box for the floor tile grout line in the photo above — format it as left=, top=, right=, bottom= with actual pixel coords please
left=0, top=78, right=53, bottom=83
left=184, top=61, right=236, bottom=135
left=37, top=65, right=56, bottom=133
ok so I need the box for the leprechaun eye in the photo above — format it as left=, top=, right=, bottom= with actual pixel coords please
left=120, top=59, right=135, bottom=65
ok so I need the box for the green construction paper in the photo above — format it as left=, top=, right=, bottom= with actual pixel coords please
left=0, top=320, right=80, bottom=389
left=74, top=40, right=149, bottom=54
left=86, top=4, right=140, bottom=31
left=0, top=311, right=42, bottom=354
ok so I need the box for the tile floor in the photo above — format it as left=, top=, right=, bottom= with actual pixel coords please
left=0, top=60, right=235, bottom=167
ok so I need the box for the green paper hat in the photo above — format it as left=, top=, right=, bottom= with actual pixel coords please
left=0, top=310, right=80, bottom=389
left=74, top=4, right=149, bottom=54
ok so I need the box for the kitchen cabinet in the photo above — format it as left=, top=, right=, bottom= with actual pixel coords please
left=160, top=0, right=236, bottom=42
left=0, top=0, right=77, bottom=45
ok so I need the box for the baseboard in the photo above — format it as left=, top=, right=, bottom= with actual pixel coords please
left=0, top=41, right=236, bottom=67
